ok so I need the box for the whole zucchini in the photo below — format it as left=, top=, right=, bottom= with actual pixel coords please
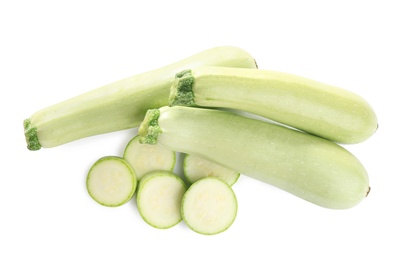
left=24, top=46, right=257, bottom=150
left=169, top=66, right=377, bottom=144
left=138, top=106, right=370, bottom=209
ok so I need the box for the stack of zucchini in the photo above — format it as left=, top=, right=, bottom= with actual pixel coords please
left=24, top=46, right=377, bottom=235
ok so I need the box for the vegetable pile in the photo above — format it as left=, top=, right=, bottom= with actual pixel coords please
left=24, top=46, right=377, bottom=235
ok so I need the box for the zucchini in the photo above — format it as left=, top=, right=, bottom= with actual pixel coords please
left=181, top=177, right=238, bottom=235
left=138, top=106, right=370, bottom=209
left=123, top=135, right=176, bottom=181
left=86, top=156, right=137, bottom=207
left=169, top=66, right=378, bottom=144
left=137, top=171, right=187, bottom=229
left=24, top=47, right=257, bottom=150
left=183, top=153, right=240, bottom=186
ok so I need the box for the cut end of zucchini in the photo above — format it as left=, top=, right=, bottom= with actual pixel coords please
left=24, top=118, right=42, bottom=151
left=86, top=156, right=137, bottom=207
left=169, top=69, right=196, bottom=107
left=138, top=109, right=162, bottom=145
left=182, top=177, right=238, bottom=235
left=137, top=171, right=187, bottom=229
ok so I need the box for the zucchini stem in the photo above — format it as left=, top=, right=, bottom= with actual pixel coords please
left=24, top=119, right=41, bottom=151
left=138, top=109, right=162, bottom=145
left=169, top=70, right=196, bottom=107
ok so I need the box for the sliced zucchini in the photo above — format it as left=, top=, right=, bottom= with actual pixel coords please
left=183, top=153, right=240, bottom=186
left=86, top=156, right=137, bottom=207
left=124, top=135, right=176, bottom=181
left=181, top=177, right=238, bottom=235
left=137, top=171, right=187, bottom=229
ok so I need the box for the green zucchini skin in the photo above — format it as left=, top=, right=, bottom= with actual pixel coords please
left=24, top=47, right=257, bottom=150
left=139, top=106, right=370, bottom=209
left=169, top=66, right=378, bottom=144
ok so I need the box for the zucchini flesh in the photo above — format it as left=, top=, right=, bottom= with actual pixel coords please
left=181, top=177, right=238, bottom=235
left=138, top=106, right=370, bottom=209
left=183, top=153, right=239, bottom=186
left=24, top=46, right=257, bottom=150
left=86, top=156, right=137, bottom=207
left=137, top=171, right=187, bottom=229
left=169, top=66, right=378, bottom=144
left=123, top=135, right=176, bottom=181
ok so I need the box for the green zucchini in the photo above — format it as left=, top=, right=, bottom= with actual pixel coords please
left=138, top=106, right=370, bottom=209
left=183, top=153, right=240, bottom=186
left=181, top=177, right=238, bottom=235
left=123, top=135, right=176, bottom=181
left=86, top=156, right=137, bottom=207
left=137, top=171, right=187, bottom=229
left=169, top=66, right=377, bottom=144
left=24, top=47, right=257, bottom=150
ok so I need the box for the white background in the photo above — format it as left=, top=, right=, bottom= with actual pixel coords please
left=1, top=0, right=412, bottom=259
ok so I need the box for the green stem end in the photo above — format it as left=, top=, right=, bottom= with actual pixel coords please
left=169, top=69, right=196, bottom=107
left=138, top=109, right=162, bottom=145
left=24, top=119, right=42, bottom=151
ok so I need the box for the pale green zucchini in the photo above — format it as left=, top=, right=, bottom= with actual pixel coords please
left=138, top=106, right=370, bottom=209
left=24, top=47, right=257, bottom=150
left=123, top=135, right=176, bottom=181
left=169, top=66, right=377, bottom=144
left=86, top=156, right=137, bottom=207
left=183, top=153, right=240, bottom=186
left=181, top=177, right=238, bottom=235
left=137, top=171, right=187, bottom=229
